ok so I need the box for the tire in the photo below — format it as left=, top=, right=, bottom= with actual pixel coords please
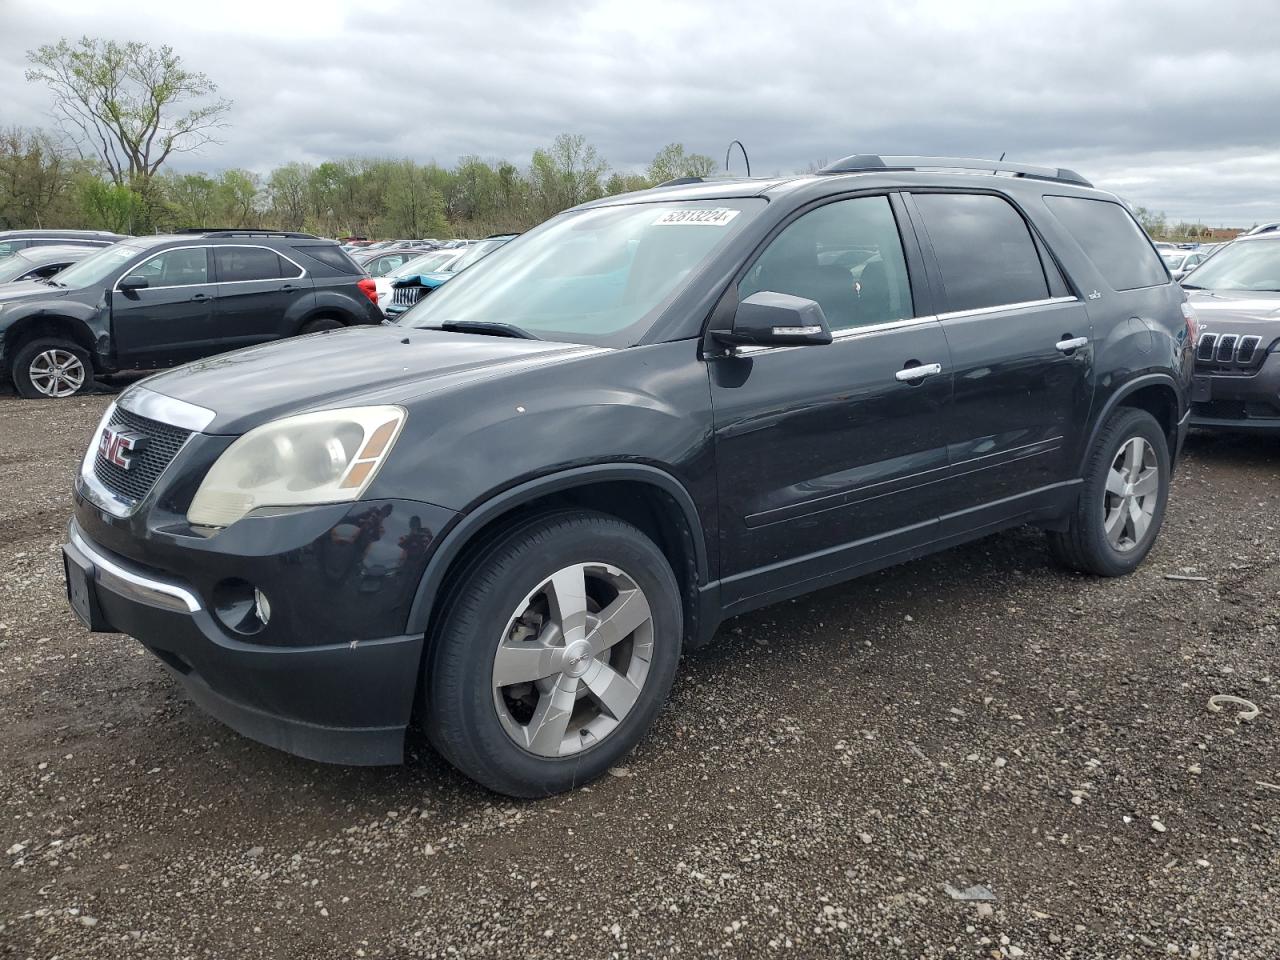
left=299, top=317, right=343, bottom=334
left=1049, top=407, right=1170, bottom=576
left=423, top=510, right=682, bottom=797
left=10, top=338, right=93, bottom=399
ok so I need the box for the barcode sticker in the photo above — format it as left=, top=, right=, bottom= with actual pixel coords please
left=652, top=208, right=740, bottom=227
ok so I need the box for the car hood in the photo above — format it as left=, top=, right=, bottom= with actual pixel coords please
left=391, top=271, right=453, bottom=289
left=0, top=280, right=67, bottom=301
left=1187, top=289, right=1280, bottom=333
left=131, top=324, right=606, bottom=435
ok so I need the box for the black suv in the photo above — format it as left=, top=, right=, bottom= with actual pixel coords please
left=62, top=156, right=1194, bottom=796
left=2, top=231, right=382, bottom=398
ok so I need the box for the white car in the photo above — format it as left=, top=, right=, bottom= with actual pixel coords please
left=374, top=249, right=464, bottom=313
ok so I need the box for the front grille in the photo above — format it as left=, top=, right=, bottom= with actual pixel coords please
left=1196, top=332, right=1266, bottom=371
left=391, top=286, right=425, bottom=307
left=92, top=406, right=193, bottom=505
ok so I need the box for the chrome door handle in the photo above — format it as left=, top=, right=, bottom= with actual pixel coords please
left=895, top=362, right=943, bottom=382
left=1056, top=336, right=1089, bottom=353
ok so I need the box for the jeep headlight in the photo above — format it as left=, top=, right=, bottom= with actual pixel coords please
left=187, top=406, right=406, bottom=528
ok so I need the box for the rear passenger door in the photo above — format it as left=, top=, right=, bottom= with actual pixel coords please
left=212, top=245, right=311, bottom=350
left=904, top=191, right=1094, bottom=531
left=710, top=193, right=954, bottom=611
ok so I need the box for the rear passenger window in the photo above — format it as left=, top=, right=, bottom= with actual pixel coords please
left=1043, top=195, right=1168, bottom=290
left=215, top=246, right=302, bottom=282
left=739, top=195, right=914, bottom=332
left=294, top=244, right=360, bottom=274
left=912, top=193, right=1049, bottom=313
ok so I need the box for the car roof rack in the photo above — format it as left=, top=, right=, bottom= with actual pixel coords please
left=818, top=155, right=1092, bottom=188
left=176, top=229, right=322, bottom=239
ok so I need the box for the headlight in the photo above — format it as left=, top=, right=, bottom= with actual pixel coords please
left=187, top=406, right=406, bottom=528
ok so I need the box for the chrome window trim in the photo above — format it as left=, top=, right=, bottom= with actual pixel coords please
left=69, top=522, right=201, bottom=613
left=731, top=314, right=941, bottom=357
left=936, top=295, right=1079, bottom=321
left=111, top=243, right=308, bottom=293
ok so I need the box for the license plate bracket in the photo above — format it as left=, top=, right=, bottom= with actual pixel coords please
left=63, top=543, right=111, bottom=632
left=1192, top=375, right=1212, bottom=403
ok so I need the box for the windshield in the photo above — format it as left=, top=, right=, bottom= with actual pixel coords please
left=1183, top=240, right=1280, bottom=291
left=390, top=251, right=458, bottom=278
left=1162, top=254, right=1185, bottom=269
left=397, top=199, right=765, bottom=346
left=44, top=243, right=139, bottom=288
left=0, top=251, right=41, bottom=282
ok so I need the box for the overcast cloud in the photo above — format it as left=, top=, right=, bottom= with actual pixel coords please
left=2, top=0, right=1277, bottom=225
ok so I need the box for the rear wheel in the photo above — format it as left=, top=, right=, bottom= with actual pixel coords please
left=300, top=317, right=343, bottom=334
left=1049, top=407, right=1170, bottom=576
left=423, top=511, right=682, bottom=797
left=10, top=338, right=93, bottom=399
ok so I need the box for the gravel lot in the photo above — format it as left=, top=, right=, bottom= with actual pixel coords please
left=1, top=392, right=1278, bottom=959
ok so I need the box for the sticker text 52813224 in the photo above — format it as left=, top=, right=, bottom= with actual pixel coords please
left=652, top=208, right=741, bottom=227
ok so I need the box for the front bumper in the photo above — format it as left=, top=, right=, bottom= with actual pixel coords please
left=1190, top=352, right=1280, bottom=432
left=63, top=511, right=442, bottom=766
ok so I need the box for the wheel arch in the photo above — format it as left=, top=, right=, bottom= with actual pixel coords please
left=3, top=314, right=100, bottom=372
left=405, top=464, right=709, bottom=647
left=1081, top=374, right=1183, bottom=473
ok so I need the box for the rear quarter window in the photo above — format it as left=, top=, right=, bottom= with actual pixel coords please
left=1043, top=195, right=1168, bottom=291
left=292, top=243, right=361, bottom=275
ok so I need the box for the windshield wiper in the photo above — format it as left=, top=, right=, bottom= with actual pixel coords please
left=1180, top=283, right=1203, bottom=289
left=436, top=320, right=539, bottom=340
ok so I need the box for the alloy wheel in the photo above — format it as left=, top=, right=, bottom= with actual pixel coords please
left=28, top=349, right=86, bottom=398
left=492, top=562, right=654, bottom=758
left=1103, top=436, right=1158, bottom=552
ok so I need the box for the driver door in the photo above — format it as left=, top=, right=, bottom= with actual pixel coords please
left=111, top=246, right=216, bottom=369
left=709, top=194, right=954, bottom=613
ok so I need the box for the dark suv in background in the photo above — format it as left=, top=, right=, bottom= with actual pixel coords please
left=62, top=156, right=1193, bottom=796
left=1, top=230, right=382, bottom=398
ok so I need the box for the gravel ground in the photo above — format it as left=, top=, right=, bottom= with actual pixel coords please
left=1, top=392, right=1278, bottom=960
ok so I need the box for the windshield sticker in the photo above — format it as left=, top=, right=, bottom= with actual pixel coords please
left=652, top=208, right=740, bottom=227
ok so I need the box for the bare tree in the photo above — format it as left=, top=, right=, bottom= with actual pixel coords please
left=25, top=37, right=231, bottom=195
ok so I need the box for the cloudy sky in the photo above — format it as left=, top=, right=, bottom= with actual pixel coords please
left=2, top=0, right=1277, bottom=225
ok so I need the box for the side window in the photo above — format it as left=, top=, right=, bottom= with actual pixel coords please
left=912, top=193, right=1049, bottom=313
left=739, top=195, right=913, bottom=331
left=215, top=246, right=301, bottom=282
left=1042, top=195, right=1167, bottom=290
left=132, top=247, right=210, bottom=287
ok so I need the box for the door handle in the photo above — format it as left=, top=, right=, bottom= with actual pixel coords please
left=280, top=283, right=295, bottom=292
left=1056, top=336, right=1089, bottom=353
left=189, top=293, right=210, bottom=302
left=895, top=362, right=943, bottom=383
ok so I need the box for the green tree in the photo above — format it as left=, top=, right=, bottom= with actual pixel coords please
left=0, top=127, right=85, bottom=228
left=266, top=162, right=311, bottom=231
left=647, top=143, right=716, bottom=184
left=79, top=179, right=145, bottom=233
left=26, top=37, right=232, bottom=228
left=1132, top=205, right=1167, bottom=237
left=529, top=133, right=608, bottom=220
left=217, top=169, right=261, bottom=227
left=605, top=172, right=652, bottom=195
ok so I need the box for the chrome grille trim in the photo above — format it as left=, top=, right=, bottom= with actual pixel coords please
left=1196, top=331, right=1267, bottom=370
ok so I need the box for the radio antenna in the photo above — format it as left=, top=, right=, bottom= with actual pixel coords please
left=726, top=140, right=751, bottom=177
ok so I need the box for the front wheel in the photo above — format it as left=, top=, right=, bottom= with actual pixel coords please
left=10, top=338, right=93, bottom=399
left=423, top=511, right=682, bottom=797
left=299, top=317, right=343, bottom=334
left=1049, top=407, right=1170, bottom=576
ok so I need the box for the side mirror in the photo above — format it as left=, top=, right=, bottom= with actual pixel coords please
left=713, top=291, right=833, bottom=349
left=118, top=275, right=149, bottom=292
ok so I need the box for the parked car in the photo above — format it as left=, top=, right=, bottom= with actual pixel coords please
left=385, top=234, right=518, bottom=316
left=0, top=229, right=128, bottom=259
left=355, top=247, right=429, bottom=278
left=1, top=230, right=382, bottom=398
left=1244, top=222, right=1280, bottom=237
left=61, top=155, right=1192, bottom=796
left=1162, top=249, right=1210, bottom=281
left=374, top=249, right=464, bottom=313
left=0, top=244, right=94, bottom=283
left=1181, top=230, right=1280, bottom=432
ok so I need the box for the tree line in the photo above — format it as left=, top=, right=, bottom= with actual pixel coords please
left=3, top=38, right=720, bottom=239
left=0, top=125, right=721, bottom=239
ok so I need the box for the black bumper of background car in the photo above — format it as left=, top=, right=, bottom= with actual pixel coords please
left=63, top=496, right=455, bottom=765
left=1190, top=352, right=1280, bottom=432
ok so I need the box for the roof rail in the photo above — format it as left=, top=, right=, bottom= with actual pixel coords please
left=177, top=228, right=322, bottom=239
left=818, top=155, right=1092, bottom=188
left=656, top=176, right=707, bottom=187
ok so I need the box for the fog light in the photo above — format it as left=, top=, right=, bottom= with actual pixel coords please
left=254, top=589, right=272, bottom=625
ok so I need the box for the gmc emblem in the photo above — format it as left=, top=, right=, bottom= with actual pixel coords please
left=99, top=427, right=148, bottom=470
